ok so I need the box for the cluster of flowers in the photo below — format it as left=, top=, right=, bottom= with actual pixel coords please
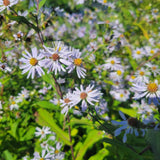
left=22, top=126, right=65, bottom=160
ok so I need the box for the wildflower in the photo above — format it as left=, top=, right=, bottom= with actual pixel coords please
left=40, top=41, right=71, bottom=74
left=70, top=85, right=102, bottom=112
left=109, top=69, right=124, bottom=82
left=145, top=46, right=158, bottom=56
left=111, top=111, right=143, bottom=143
left=0, top=0, right=18, bottom=12
left=104, top=57, right=122, bottom=71
left=9, top=96, right=19, bottom=110
left=97, top=0, right=108, bottom=6
left=145, top=63, right=160, bottom=76
left=67, top=48, right=86, bottom=78
left=17, top=88, right=29, bottom=102
left=32, top=150, right=52, bottom=160
left=35, top=126, right=51, bottom=140
left=13, top=31, right=23, bottom=41
left=20, top=47, right=45, bottom=79
left=132, top=80, right=160, bottom=105
left=95, top=99, right=108, bottom=115
left=132, top=48, right=145, bottom=59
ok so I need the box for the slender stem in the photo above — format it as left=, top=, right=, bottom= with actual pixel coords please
left=139, top=145, right=151, bottom=155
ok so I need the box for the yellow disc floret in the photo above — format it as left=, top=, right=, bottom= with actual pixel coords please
left=110, top=60, right=115, bottom=64
left=150, top=50, right=155, bottom=54
left=136, top=50, right=141, bottom=54
left=74, top=58, right=82, bottom=66
left=30, top=58, right=38, bottom=66
left=139, top=71, right=144, bottom=76
left=103, top=0, right=107, bottom=3
left=117, top=70, right=122, bottom=76
left=147, top=83, right=158, bottom=93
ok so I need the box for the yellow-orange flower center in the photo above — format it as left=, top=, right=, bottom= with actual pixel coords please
left=52, top=53, right=59, bottom=61
left=103, top=0, right=107, bottom=3
left=120, top=94, right=124, bottom=98
left=30, top=58, right=38, bottom=66
left=136, top=50, right=141, bottom=54
left=55, top=149, right=59, bottom=154
left=11, top=101, right=16, bottom=105
left=147, top=83, right=158, bottom=93
left=110, top=60, right=115, bottom=64
left=75, top=106, right=79, bottom=110
left=41, top=131, right=44, bottom=134
left=64, top=98, right=71, bottom=104
left=131, top=76, right=135, bottom=79
left=152, top=66, right=157, bottom=70
left=74, top=58, right=82, bottom=66
left=150, top=50, right=155, bottom=54
left=3, top=0, right=10, bottom=6
left=17, top=33, right=21, bottom=38
left=80, top=92, right=87, bottom=99
left=117, top=70, right=122, bottom=76
left=139, top=71, right=144, bottom=76
left=40, top=158, right=44, bottom=160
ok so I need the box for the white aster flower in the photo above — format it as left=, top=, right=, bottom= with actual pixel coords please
left=35, top=126, right=51, bottom=140
left=20, top=47, right=45, bottom=79
left=132, top=48, right=145, bottom=59
left=109, top=69, right=124, bottom=82
left=97, top=0, right=108, bottom=6
left=9, top=96, right=19, bottom=110
left=0, top=0, right=18, bottom=12
left=145, top=46, right=158, bottom=56
left=13, top=31, right=23, bottom=41
left=32, top=150, right=52, bottom=160
left=104, top=57, right=122, bottom=71
left=132, top=79, right=160, bottom=105
left=70, top=85, right=102, bottom=112
left=67, top=48, right=86, bottom=78
left=40, top=41, right=71, bottom=74
left=145, top=62, right=160, bottom=76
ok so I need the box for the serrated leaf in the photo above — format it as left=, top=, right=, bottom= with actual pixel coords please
left=37, top=109, right=71, bottom=146
left=76, top=130, right=104, bottom=160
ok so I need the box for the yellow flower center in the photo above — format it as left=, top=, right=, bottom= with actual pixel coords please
left=3, top=0, right=10, bottom=6
left=153, top=9, right=158, bottom=13
left=30, top=58, right=38, bottom=66
left=41, top=131, right=44, bottom=134
left=131, top=76, right=135, bottom=79
left=152, top=66, right=156, bottom=70
left=120, top=94, right=124, bottom=98
left=64, top=98, right=71, bottom=104
left=74, top=58, right=82, bottom=66
left=103, top=0, right=107, bottom=3
left=17, top=33, right=21, bottom=38
left=11, top=101, right=16, bottom=105
left=139, top=71, right=144, bottom=76
left=110, top=60, right=115, bottom=64
left=52, top=53, right=59, bottom=61
left=55, top=149, right=59, bottom=154
left=150, top=50, right=154, bottom=54
left=80, top=92, right=87, bottom=99
left=75, top=106, right=79, bottom=110
left=117, top=70, right=122, bottom=76
left=40, top=158, right=44, bottom=160
left=147, top=83, right=158, bottom=93
left=136, top=50, right=141, bottom=54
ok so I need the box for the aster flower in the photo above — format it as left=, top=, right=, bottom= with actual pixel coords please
left=145, top=46, right=158, bottom=56
left=40, top=41, right=71, bottom=74
left=132, top=48, right=145, bottom=59
left=97, top=0, right=108, bottom=6
left=13, top=31, right=23, bottom=41
left=20, top=47, right=45, bottom=79
left=104, top=57, right=122, bottom=71
left=35, top=126, right=51, bottom=140
left=32, top=150, right=52, bottom=160
left=145, top=63, right=160, bottom=76
left=109, top=69, right=124, bottom=82
left=132, top=80, right=160, bottom=105
left=111, top=111, right=144, bottom=143
left=9, top=96, right=19, bottom=110
left=67, top=48, right=86, bottom=78
left=0, top=0, right=19, bottom=12
left=70, top=85, right=102, bottom=112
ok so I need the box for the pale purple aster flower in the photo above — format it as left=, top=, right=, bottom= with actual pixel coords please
left=35, top=126, right=51, bottom=140
left=67, top=48, right=86, bottom=78
left=40, top=41, right=71, bottom=74
left=20, top=47, right=45, bottom=79
left=70, top=85, right=102, bottom=112
left=0, top=0, right=19, bottom=12
left=32, top=150, right=52, bottom=160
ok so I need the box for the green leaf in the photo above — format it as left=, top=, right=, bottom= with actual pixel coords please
left=35, top=101, right=60, bottom=110
left=2, top=150, right=13, bottom=160
left=39, top=0, right=47, bottom=9
left=119, top=107, right=137, bottom=117
left=89, top=148, right=109, bottom=160
left=6, top=15, right=39, bottom=32
left=8, top=122, right=19, bottom=140
left=20, top=126, right=35, bottom=141
left=76, top=130, right=104, bottom=160
left=37, top=109, right=71, bottom=146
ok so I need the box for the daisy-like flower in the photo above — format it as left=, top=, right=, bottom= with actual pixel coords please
left=145, top=63, right=160, bottom=76
left=132, top=48, right=145, bottom=59
left=60, top=92, right=72, bottom=116
left=17, top=88, right=29, bottom=102
left=145, top=46, right=158, bottom=56
left=111, top=111, right=144, bottom=143
left=70, top=85, right=102, bottom=112
left=97, top=0, right=108, bottom=6
left=35, top=126, right=51, bottom=140
left=109, top=69, right=124, bottom=82
left=132, top=79, right=160, bottom=105
left=32, top=150, right=52, bottom=160
left=67, top=48, right=86, bottom=78
left=134, top=68, right=150, bottom=83
left=20, top=47, right=45, bottom=79
left=9, top=96, right=19, bottom=110
left=103, top=57, right=122, bottom=71
left=13, top=31, right=23, bottom=41
left=40, top=41, right=71, bottom=74
left=0, top=0, right=19, bottom=12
